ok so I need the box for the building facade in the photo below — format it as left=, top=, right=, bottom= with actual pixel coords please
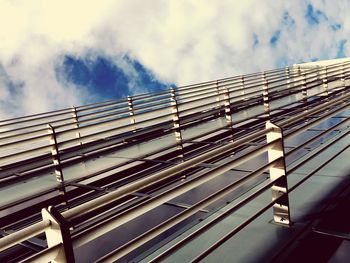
left=0, top=58, right=350, bottom=262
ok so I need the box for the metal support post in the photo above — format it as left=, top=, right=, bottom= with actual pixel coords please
left=223, top=87, right=234, bottom=141
left=321, top=66, right=329, bottom=96
left=128, top=96, right=136, bottom=131
left=223, top=87, right=233, bottom=127
left=170, top=88, right=184, bottom=159
left=71, top=106, right=82, bottom=146
left=266, top=121, right=291, bottom=225
left=301, top=72, right=308, bottom=103
left=285, top=67, right=290, bottom=90
left=262, top=72, right=270, bottom=116
left=341, top=63, right=346, bottom=88
left=215, top=80, right=222, bottom=115
left=240, top=75, right=246, bottom=99
left=42, top=206, right=75, bottom=263
left=297, top=65, right=301, bottom=75
left=47, top=124, right=67, bottom=203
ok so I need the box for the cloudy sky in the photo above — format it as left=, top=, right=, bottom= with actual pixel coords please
left=0, top=0, right=348, bottom=119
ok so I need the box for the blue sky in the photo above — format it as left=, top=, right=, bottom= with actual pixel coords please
left=0, top=0, right=349, bottom=118
left=56, top=54, right=169, bottom=101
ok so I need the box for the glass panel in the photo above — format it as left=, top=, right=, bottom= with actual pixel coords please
left=182, top=117, right=227, bottom=141
left=0, top=167, right=57, bottom=207
left=231, top=105, right=265, bottom=124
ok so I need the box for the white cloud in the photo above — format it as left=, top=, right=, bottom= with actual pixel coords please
left=0, top=0, right=349, bottom=118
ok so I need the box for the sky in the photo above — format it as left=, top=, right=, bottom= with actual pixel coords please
left=0, top=0, right=349, bottom=119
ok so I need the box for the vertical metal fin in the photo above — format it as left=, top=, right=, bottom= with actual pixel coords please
left=266, top=121, right=291, bottom=225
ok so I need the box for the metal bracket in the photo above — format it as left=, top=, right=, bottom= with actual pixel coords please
left=127, top=96, right=136, bottom=131
left=47, top=124, right=68, bottom=203
left=71, top=106, right=82, bottom=146
left=262, top=72, right=270, bottom=116
left=42, top=206, right=75, bottom=262
left=266, top=121, right=291, bottom=225
left=170, top=88, right=184, bottom=159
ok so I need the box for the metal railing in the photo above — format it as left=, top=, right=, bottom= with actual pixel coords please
left=0, top=61, right=350, bottom=262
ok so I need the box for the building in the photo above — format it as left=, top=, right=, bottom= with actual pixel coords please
left=0, top=58, right=350, bottom=262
